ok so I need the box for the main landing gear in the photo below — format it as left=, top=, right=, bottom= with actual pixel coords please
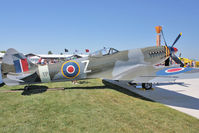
left=141, top=83, right=152, bottom=90
left=128, top=82, right=153, bottom=90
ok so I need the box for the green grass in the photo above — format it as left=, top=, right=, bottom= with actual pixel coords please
left=0, top=79, right=199, bottom=133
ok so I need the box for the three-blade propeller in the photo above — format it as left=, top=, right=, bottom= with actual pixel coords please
left=161, top=31, right=184, bottom=67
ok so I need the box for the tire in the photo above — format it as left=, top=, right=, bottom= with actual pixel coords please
left=142, top=83, right=152, bottom=90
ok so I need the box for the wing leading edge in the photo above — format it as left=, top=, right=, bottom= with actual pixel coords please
left=114, top=65, right=199, bottom=83
left=133, top=67, right=199, bottom=83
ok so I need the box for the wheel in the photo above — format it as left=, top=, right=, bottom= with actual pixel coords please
left=24, top=86, right=29, bottom=91
left=142, top=83, right=152, bottom=90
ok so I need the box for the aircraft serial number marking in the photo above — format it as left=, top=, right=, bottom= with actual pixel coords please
left=42, top=72, right=49, bottom=77
left=38, top=65, right=51, bottom=83
left=81, top=60, right=91, bottom=73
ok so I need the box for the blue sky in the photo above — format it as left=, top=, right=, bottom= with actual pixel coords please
left=0, top=0, right=199, bottom=58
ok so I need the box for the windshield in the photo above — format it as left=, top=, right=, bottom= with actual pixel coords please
left=90, top=47, right=119, bottom=57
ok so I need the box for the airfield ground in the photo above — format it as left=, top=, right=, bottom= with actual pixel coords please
left=104, top=78, right=199, bottom=119
left=0, top=79, right=199, bottom=133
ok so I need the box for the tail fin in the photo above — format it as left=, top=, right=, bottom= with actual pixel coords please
left=1, top=48, right=36, bottom=79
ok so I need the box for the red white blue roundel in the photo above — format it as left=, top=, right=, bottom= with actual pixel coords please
left=156, top=67, right=193, bottom=76
left=165, top=68, right=184, bottom=73
left=61, top=61, right=80, bottom=78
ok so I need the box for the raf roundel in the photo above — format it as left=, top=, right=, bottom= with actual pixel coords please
left=61, top=61, right=80, bottom=79
left=156, top=67, right=193, bottom=76
left=165, top=68, right=184, bottom=73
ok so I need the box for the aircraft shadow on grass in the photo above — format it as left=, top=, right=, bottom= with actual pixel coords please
left=17, top=84, right=146, bottom=101
left=16, top=81, right=199, bottom=111
left=12, top=85, right=48, bottom=95
left=17, top=82, right=154, bottom=101
left=64, top=84, right=153, bottom=102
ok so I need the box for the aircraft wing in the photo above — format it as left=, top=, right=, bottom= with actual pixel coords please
left=113, top=65, right=199, bottom=83
left=132, top=75, right=178, bottom=83
left=133, top=67, right=199, bottom=83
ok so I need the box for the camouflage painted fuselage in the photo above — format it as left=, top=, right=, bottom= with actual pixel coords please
left=1, top=46, right=171, bottom=86
left=36, top=46, right=170, bottom=83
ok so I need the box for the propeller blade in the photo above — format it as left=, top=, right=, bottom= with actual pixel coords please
left=172, top=32, right=182, bottom=47
left=179, top=53, right=182, bottom=58
left=171, top=54, right=184, bottom=67
left=161, top=30, right=168, bottom=47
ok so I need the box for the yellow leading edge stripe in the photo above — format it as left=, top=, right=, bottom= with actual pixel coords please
left=167, top=46, right=170, bottom=57
left=165, top=46, right=170, bottom=57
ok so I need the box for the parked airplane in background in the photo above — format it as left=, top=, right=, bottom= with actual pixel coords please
left=1, top=32, right=199, bottom=90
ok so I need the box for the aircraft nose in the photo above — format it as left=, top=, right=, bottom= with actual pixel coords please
left=173, top=47, right=178, bottom=53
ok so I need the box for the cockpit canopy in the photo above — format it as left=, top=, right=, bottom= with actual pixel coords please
left=90, top=47, right=119, bottom=57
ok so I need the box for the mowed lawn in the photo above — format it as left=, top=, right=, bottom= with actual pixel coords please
left=0, top=79, right=199, bottom=133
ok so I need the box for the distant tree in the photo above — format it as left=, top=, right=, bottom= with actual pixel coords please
left=48, top=51, right=53, bottom=55
left=0, top=51, right=6, bottom=53
left=60, top=53, right=63, bottom=55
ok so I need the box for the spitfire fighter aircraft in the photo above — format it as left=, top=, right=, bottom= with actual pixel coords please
left=1, top=33, right=199, bottom=90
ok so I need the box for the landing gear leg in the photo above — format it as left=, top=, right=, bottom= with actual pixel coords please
left=142, top=83, right=152, bottom=90
left=128, top=82, right=137, bottom=87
